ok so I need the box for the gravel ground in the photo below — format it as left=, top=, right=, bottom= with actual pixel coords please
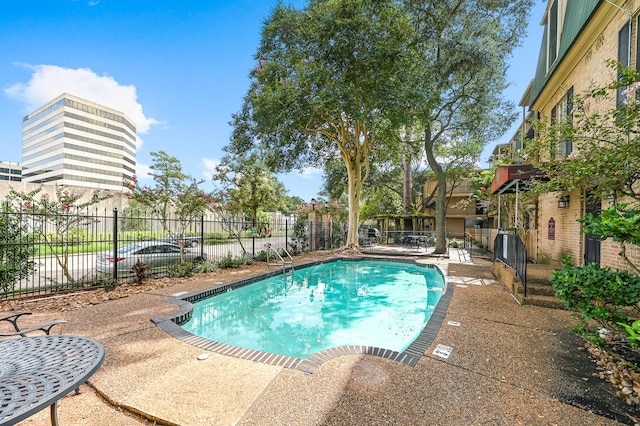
left=2, top=251, right=639, bottom=425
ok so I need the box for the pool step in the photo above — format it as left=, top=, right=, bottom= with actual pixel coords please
left=267, top=260, right=293, bottom=268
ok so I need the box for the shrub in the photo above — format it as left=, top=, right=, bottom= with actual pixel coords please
left=217, top=253, right=253, bottom=269
left=287, top=218, right=308, bottom=254
left=0, top=202, right=36, bottom=293
left=132, top=259, right=149, bottom=284
left=551, top=256, right=640, bottom=340
left=254, top=250, right=269, bottom=262
left=193, top=259, right=219, bottom=274
left=169, top=263, right=195, bottom=278
left=254, top=248, right=287, bottom=262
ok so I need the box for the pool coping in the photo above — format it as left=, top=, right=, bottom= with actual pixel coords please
left=151, top=256, right=454, bottom=373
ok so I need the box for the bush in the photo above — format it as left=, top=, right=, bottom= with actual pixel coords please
left=217, top=253, right=253, bottom=269
left=254, top=248, right=287, bottom=262
left=287, top=218, right=308, bottom=254
left=169, top=263, right=195, bottom=278
left=0, top=202, right=36, bottom=293
left=551, top=256, right=640, bottom=339
left=193, top=259, right=219, bottom=274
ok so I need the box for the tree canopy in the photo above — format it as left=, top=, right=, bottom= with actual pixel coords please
left=124, top=150, right=210, bottom=259
left=211, top=152, right=286, bottom=224
left=402, top=0, right=532, bottom=252
left=229, top=0, right=532, bottom=250
left=228, top=0, right=413, bottom=249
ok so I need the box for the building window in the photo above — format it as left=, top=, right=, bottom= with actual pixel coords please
left=618, top=21, right=631, bottom=106
left=547, top=0, right=559, bottom=70
left=551, top=87, right=573, bottom=157
left=636, top=16, right=640, bottom=71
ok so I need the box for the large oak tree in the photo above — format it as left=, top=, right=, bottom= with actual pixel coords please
left=403, top=0, right=532, bottom=253
left=228, top=0, right=412, bottom=249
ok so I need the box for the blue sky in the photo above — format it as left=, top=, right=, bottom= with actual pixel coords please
left=0, top=0, right=546, bottom=201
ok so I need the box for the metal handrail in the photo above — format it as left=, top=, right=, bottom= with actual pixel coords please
left=265, top=246, right=294, bottom=271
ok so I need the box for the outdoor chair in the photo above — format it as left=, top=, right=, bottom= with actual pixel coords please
left=0, top=312, right=67, bottom=337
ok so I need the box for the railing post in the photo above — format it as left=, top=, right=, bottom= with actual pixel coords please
left=200, top=214, right=204, bottom=253
left=112, top=208, right=118, bottom=282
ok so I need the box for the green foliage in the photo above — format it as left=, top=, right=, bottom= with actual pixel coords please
left=572, top=325, right=607, bottom=347
left=7, top=186, right=111, bottom=283
left=580, top=205, right=640, bottom=247
left=95, top=274, right=119, bottom=291
left=212, top=152, right=286, bottom=220
left=229, top=0, right=418, bottom=248
left=287, top=218, right=308, bottom=254
left=254, top=247, right=289, bottom=262
left=253, top=250, right=269, bottom=262
left=360, top=189, right=403, bottom=220
left=282, top=195, right=306, bottom=216
left=0, top=201, right=36, bottom=293
left=405, top=0, right=530, bottom=253
left=193, top=259, right=219, bottom=274
left=169, top=262, right=195, bottom=278
left=217, top=253, right=253, bottom=269
left=618, top=320, right=640, bottom=348
left=210, top=152, right=284, bottom=255
left=124, top=150, right=212, bottom=263
left=528, top=62, right=640, bottom=203
left=551, top=257, right=640, bottom=341
left=579, top=204, right=640, bottom=273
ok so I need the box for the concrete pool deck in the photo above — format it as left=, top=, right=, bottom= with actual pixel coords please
left=11, top=251, right=640, bottom=425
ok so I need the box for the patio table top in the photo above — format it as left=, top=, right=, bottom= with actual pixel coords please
left=0, top=335, right=104, bottom=425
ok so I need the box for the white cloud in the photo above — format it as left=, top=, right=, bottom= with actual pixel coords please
left=4, top=64, right=161, bottom=137
left=297, top=167, right=323, bottom=179
left=201, top=157, right=219, bottom=180
left=135, top=163, right=153, bottom=181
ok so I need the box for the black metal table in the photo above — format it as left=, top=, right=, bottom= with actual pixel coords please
left=0, top=335, right=105, bottom=425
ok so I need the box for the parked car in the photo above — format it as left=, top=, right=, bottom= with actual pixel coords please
left=96, top=241, right=206, bottom=275
left=160, top=233, right=202, bottom=247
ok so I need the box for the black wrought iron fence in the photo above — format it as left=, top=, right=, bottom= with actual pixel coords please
left=493, top=232, right=528, bottom=296
left=1, top=206, right=326, bottom=300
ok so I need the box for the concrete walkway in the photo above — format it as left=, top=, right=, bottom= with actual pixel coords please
left=12, top=251, right=640, bottom=425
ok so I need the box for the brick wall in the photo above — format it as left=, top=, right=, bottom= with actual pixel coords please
left=531, top=1, right=640, bottom=272
left=535, top=189, right=583, bottom=266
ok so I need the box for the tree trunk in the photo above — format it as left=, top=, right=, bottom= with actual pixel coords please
left=403, top=141, right=413, bottom=232
left=424, top=127, right=447, bottom=254
left=345, top=159, right=362, bottom=250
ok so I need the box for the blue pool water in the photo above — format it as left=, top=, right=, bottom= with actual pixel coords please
left=181, top=260, right=445, bottom=359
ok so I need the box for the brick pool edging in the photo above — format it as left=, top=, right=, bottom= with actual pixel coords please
left=151, top=256, right=454, bottom=373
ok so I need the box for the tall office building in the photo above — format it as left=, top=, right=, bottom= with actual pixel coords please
left=21, top=93, right=136, bottom=191
left=0, top=161, right=22, bottom=182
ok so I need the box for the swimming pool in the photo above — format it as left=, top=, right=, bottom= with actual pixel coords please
left=153, top=258, right=451, bottom=372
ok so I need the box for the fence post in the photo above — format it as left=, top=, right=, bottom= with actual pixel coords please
left=113, top=208, right=118, bottom=281
left=285, top=218, right=289, bottom=251
left=200, top=214, right=204, bottom=253
left=252, top=217, right=256, bottom=257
